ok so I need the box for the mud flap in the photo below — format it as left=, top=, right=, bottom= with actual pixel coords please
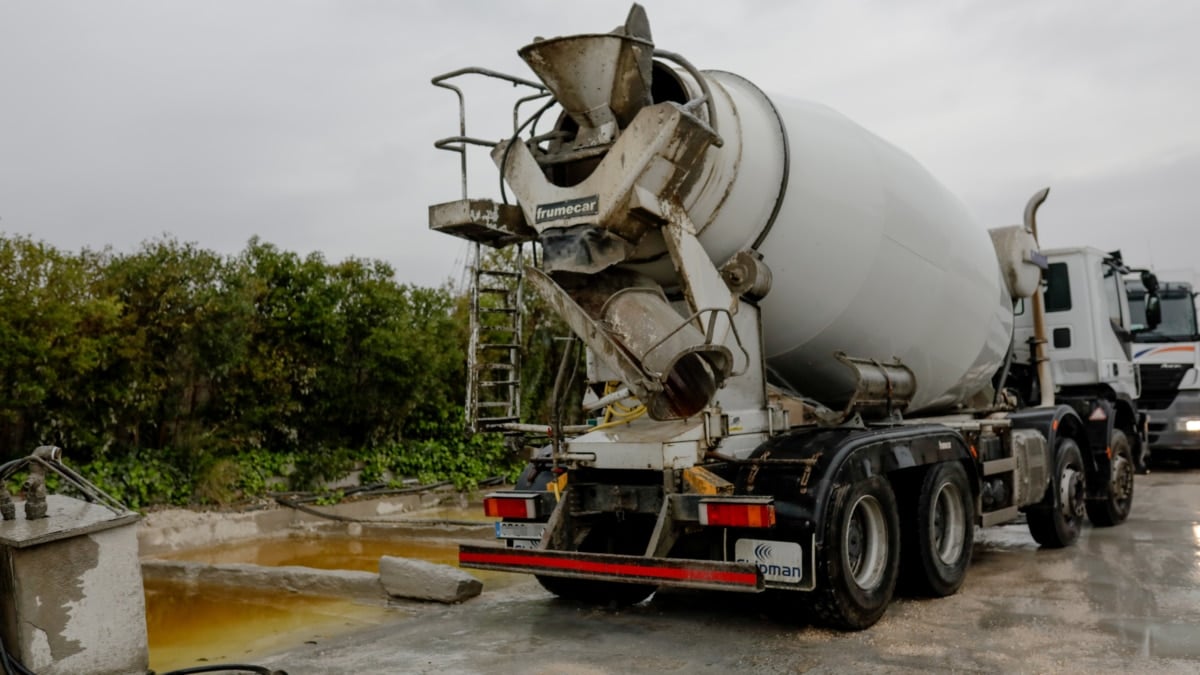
left=734, top=535, right=817, bottom=591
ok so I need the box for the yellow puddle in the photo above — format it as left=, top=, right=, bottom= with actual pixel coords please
left=144, top=578, right=392, bottom=673
left=147, top=532, right=522, bottom=667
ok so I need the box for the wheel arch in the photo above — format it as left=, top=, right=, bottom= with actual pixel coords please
left=745, top=425, right=977, bottom=548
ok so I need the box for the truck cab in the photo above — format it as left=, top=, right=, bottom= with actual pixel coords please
left=1126, top=279, right=1200, bottom=459
left=1011, top=248, right=1147, bottom=464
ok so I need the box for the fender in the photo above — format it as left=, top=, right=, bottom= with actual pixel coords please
left=1051, top=397, right=1128, bottom=498
left=1007, top=404, right=1086, bottom=455
left=739, top=424, right=974, bottom=546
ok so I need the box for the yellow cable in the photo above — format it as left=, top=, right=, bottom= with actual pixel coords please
left=590, top=406, right=646, bottom=431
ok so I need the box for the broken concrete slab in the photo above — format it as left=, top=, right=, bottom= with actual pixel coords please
left=379, top=555, right=482, bottom=603
left=142, top=560, right=385, bottom=603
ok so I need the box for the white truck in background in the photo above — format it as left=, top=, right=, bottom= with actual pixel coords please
left=1126, top=278, right=1200, bottom=461
left=427, top=5, right=1156, bottom=630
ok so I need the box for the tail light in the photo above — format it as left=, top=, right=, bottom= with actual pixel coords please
left=699, top=499, right=776, bottom=528
left=483, top=494, right=540, bottom=519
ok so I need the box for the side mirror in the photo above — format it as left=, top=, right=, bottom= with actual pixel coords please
left=1141, top=270, right=1160, bottom=294
left=1145, top=294, right=1162, bottom=330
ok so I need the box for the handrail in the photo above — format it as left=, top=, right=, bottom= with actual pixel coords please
left=430, top=67, right=549, bottom=199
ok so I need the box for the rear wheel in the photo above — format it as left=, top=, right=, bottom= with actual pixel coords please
left=1086, top=429, right=1134, bottom=526
left=535, top=521, right=657, bottom=607
left=902, top=462, right=974, bottom=597
left=1027, top=438, right=1086, bottom=548
left=810, top=476, right=901, bottom=630
left=535, top=575, right=656, bottom=606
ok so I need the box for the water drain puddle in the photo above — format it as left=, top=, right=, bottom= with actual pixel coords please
left=145, top=578, right=393, bottom=672
left=144, top=530, right=518, bottom=669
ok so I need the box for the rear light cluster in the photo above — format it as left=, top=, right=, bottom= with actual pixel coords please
left=699, top=499, right=776, bottom=528
left=483, top=494, right=539, bottom=519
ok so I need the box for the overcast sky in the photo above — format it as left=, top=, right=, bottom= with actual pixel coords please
left=2, top=0, right=1198, bottom=287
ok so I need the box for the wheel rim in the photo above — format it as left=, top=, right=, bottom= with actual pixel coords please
left=932, top=480, right=967, bottom=565
left=1111, top=453, right=1134, bottom=510
left=844, top=494, right=888, bottom=590
left=1059, top=466, right=1085, bottom=521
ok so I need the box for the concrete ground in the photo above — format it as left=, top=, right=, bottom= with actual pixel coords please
left=262, top=468, right=1200, bottom=674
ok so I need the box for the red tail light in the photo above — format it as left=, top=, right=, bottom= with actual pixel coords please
left=483, top=494, right=539, bottom=519
left=699, top=500, right=776, bottom=528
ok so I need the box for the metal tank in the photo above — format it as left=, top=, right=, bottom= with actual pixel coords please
left=455, top=6, right=1014, bottom=416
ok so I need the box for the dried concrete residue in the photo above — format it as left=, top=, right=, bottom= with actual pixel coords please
left=16, top=531, right=95, bottom=661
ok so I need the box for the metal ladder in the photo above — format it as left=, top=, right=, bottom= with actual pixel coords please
left=468, top=247, right=526, bottom=431
left=432, top=68, right=548, bottom=432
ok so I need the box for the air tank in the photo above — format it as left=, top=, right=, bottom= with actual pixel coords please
left=502, top=8, right=1013, bottom=415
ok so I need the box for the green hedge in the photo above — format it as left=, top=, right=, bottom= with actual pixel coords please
left=0, top=235, right=565, bottom=507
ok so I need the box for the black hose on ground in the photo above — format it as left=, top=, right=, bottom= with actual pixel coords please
left=272, top=494, right=489, bottom=527
left=156, top=664, right=286, bottom=675
left=267, top=474, right=506, bottom=525
left=0, top=635, right=42, bottom=675
left=3, top=633, right=285, bottom=675
left=1, top=625, right=37, bottom=675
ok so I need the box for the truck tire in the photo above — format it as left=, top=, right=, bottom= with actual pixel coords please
left=901, top=462, right=974, bottom=597
left=1026, top=438, right=1086, bottom=548
left=810, top=476, right=901, bottom=630
left=1085, top=429, right=1134, bottom=527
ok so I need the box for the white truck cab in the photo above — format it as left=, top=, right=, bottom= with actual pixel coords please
left=1012, top=248, right=1148, bottom=465
left=1126, top=279, right=1200, bottom=459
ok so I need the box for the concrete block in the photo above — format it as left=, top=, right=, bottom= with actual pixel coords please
left=0, top=496, right=147, bottom=675
left=379, top=555, right=482, bottom=603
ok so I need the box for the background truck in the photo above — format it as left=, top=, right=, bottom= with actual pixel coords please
left=428, top=5, right=1155, bottom=629
left=1126, top=277, right=1200, bottom=461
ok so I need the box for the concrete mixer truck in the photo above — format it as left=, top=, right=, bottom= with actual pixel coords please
left=429, top=5, right=1151, bottom=629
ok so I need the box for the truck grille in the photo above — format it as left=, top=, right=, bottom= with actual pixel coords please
left=1139, top=363, right=1188, bottom=410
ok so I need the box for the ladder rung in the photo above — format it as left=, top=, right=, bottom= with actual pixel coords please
left=481, top=363, right=514, bottom=371
left=478, top=401, right=515, bottom=409
left=478, top=269, right=520, bottom=278
left=480, top=380, right=518, bottom=386
left=478, top=416, right=519, bottom=426
left=480, top=343, right=520, bottom=349
left=480, top=287, right=513, bottom=294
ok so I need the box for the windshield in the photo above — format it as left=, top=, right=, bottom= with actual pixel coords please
left=1129, top=285, right=1199, bottom=342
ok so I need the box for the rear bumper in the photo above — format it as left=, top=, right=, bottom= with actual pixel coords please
left=460, top=544, right=765, bottom=593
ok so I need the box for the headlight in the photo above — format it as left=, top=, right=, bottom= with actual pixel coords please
left=1179, top=419, right=1200, bottom=433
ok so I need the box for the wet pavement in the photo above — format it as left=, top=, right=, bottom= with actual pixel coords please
left=258, top=468, right=1200, bottom=674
